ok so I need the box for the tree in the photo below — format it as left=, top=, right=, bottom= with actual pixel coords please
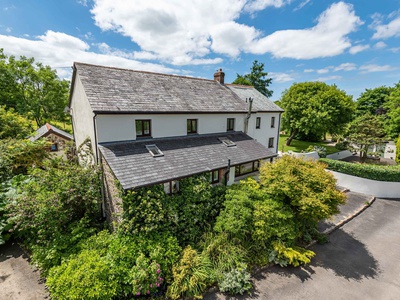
left=280, top=82, right=354, bottom=145
left=346, top=114, right=387, bottom=162
left=232, top=60, right=273, bottom=98
left=0, top=106, right=33, bottom=139
left=384, top=82, right=400, bottom=139
left=355, top=86, right=393, bottom=117
left=0, top=49, right=70, bottom=127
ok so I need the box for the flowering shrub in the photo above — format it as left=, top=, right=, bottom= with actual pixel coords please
left=130, top=254, right=164, bottom=297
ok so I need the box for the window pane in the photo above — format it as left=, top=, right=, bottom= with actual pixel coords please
left=271, top=117, right=275, bottom=128
left=187, top=120, right=191, bottom=132
left=143, top=121, right=150, bottom=135
left=192, top=120, right=197, bottom=132
left=240, top=162, right=254, bottom=174
left=136, top=120, right=142, bottom=135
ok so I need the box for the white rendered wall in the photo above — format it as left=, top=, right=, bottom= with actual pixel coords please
left=247, top=112, right=280, bottom=152
left=96, top=113, right=247, bottom=143
left=329, top=170, right=400, bottom=198
left=70, top=74, right=96, bottom=155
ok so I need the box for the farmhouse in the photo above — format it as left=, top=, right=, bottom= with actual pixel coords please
left=69, top=63, right=283, bottom=220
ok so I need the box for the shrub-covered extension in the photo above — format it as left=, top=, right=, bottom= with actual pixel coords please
left=320, top=158, right=400, bottom=182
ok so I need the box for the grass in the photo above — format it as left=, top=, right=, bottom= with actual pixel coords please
left=278, top=134, right=339, bottom=155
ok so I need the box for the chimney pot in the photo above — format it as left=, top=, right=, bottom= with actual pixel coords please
left=214, top=68, right=225, bottom=85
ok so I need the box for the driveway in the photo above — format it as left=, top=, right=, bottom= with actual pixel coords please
left=205, top=198, right=400, bottom=300
left=0, top=241, right=48, bottom=300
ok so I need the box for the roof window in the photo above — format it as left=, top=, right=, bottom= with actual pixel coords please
left=146, top=144, right=164, bottom=157
left=219, top=137, right=236, bottom=147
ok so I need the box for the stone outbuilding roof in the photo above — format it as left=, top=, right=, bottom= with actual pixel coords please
left=99, top=131, right=276, bottom=190
left=71, top=62, right=282, bottom=114
left=29, top=123, right=73, bottom=142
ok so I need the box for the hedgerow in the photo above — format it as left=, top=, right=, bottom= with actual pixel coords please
left=320, top=158, right=400, bottom=182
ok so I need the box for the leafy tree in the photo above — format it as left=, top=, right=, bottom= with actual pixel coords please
left=232, top=60, right=273, bottom=97
left=259, top=155, right=346, bottom=241
left=0, top=49, right=70, bottom=127
left=0, top=106, right=33, bottom=139
left=384, top=82, right=400, bottom=139
left=346, top=114, right=387, bottom=162
left=280, top=82, right=354, bottom=145
left=356, top=86, right=393, bottom=117
left=396, top=135, right=400, bottom=164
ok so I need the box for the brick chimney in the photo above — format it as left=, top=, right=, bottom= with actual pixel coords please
left=214, top=68, right=225, bottom=84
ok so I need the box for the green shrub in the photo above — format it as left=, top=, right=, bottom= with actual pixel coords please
left=47, top=249, right=118, bottom=300
left=268, top=241, right=315, bottom=267
left=335, top=141, right=349, bottom=150
left=396, top=135, right=400, bottom=164
left=320, top=158, right=400, bottom=182
left=259, top=156, right=346, bottom=241
left=218, top=263, right=252, bottom=295
left=306, top=145, right=327, bottom=158
left=167, top=245, right=213, bottom=300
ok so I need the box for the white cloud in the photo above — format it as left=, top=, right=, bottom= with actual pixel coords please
left=359, top=64, right=396, bottom=73
left=293, top=0, right=311, bottom=12
left=89, top=1, right=362, bottom=64
left=316, top=75, right=342, bottom=81
left=269, top=72, right=294, bottom=83
left=77, top=0, right=89, bottom=6
left=334, top=63, right=356, bottom=71
left=390, top=47, right=400, bottom=53
left=371, top=11, right=400, bottom=39
left=244, top=0, right=292, bottom=13
left=374, top=41, right=386, bottom=49
left=250, top=2, right=363, bottom=59
left=316, top=68, right=330, bottom=74
left=0, top=31, right=177, bottom=79
left=304, top=69, right=314, bottom=73
left=349, top=44, right=370, bottom=54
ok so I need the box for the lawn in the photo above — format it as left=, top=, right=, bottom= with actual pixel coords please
left=278, top=134, right=339, bottom=155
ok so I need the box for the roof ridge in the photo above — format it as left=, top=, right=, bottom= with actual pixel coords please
left=74, top=62, right=218, bottom=83
left=45, top=123, right=52, bottom=130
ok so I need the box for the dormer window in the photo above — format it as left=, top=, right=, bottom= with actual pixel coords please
left=219, top=137, right=236, bottom=147
left=146, top=144, right=164, bottom=157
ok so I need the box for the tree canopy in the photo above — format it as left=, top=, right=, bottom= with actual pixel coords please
left=232, top=60, right=273, bottom=98
left=0, top=49, right=70, bottom=127
left=355, top=86, right=393, bottom=117
left=280, top=81, right=355, bottom=145
left=384, top=82, right=400, bottom=139
left=0, top=105, right=33, bottom=139
left=346, top=114, right=387, bottom=161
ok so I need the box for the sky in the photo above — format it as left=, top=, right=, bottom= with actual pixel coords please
left=0, top=0, right=399, bottom=101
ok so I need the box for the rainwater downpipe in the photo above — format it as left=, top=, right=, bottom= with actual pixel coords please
left=244, top=97, right=253, bottom=134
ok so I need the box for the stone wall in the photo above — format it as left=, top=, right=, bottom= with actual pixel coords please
left=101, top=156, right=123, bottom=227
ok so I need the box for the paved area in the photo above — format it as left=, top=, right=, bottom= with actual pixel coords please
left=0, top=241, right=48, bottom=300
left=205, top=197, right=400, bottom=300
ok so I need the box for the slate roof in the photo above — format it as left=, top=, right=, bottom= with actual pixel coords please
left=226, top=85, right=284, bottom=112
left=99, top=132, right=276, bottom=190
left=30, top=123, right=73, bottom=141
left=73, top=62, right=249, bottom=113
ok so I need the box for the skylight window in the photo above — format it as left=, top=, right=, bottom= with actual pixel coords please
left=146, top=144, right=164, bottom=157
left=219, top=137, right=236, bottom=147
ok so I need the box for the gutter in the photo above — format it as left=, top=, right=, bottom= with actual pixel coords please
left=276, top=112, right=282, bottom=153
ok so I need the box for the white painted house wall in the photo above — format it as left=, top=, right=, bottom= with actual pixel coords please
left=96, top=113, right=247, bottom=142
left=70, top=74, right=96, bottom=155
left=247, top=112, right=280, bottom=153
left=95, top=113, right=281, bottom=151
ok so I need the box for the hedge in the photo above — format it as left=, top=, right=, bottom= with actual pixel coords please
left=319, top=158, right=400, bottom=182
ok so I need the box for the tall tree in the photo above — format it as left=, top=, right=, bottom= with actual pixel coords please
left=384, top=82, right=400, bottom=139
left=0, top=49, right=70, bottom=127
left=346, top=114, right=387, bottom=162
left=0, top=106, right=33, bottom=139
left=280, top=82, right=354, bottom=146
left=355, top=86, right=393, bottom=117
left=232, top=60, right=273, bottom=98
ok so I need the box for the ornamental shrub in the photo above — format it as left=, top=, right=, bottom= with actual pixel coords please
left=218, top=263, right=252, bottom=295
left=268, top=241, right=315, bottom=267
left=47, top=249, right=118, bottom=300
left=167, top=245, right=213, bottom=300
left=320, top=158, right=400, bottom=182
left=259, top=156, right=346, bottom=240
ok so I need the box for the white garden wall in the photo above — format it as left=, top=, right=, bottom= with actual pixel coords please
left=326, top=150, right=353, bottom=160
left=329, top=170, right=400, bottom=198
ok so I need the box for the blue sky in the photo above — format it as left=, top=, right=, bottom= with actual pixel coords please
left=0, top=0, right=399, bottom=100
